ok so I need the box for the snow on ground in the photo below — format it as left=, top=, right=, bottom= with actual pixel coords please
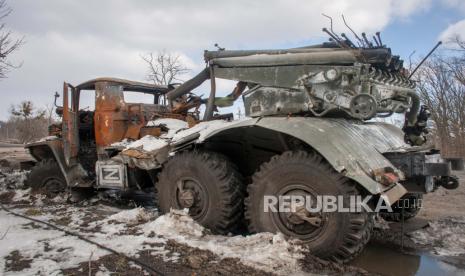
left=410, top=217, right=465, bottom=256
left=145, top=209, right=305, bottom=274
left=0, top=205, right=167, bottom=275
left=0, top=188, right=305, bottom=276
left=0, top=170, right=28, bottom=190
left=12, top=188, right=32, bottom=202
left=0, top=209, right=108, bottom=276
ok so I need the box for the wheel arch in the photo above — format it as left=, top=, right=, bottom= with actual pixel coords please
left=25, top=139, right=69, bottom=184
left=200, top=117, right=407, bottom=199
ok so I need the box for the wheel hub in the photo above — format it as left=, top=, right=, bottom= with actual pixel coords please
left=273, top=184, right=327, bottom=240
left=287, top=206, right=322, bottom=227
left=42, top=177, right=66, bottom=197
left=176, top=178, right=208, bottom=219
left=178, top=189, right=195, bottom=208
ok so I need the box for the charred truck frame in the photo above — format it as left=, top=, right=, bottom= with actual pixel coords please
left=25, top=36, right=461, bottom=262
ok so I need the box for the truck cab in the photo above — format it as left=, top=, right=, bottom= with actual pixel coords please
left=24, top=77, right=196, bottom=195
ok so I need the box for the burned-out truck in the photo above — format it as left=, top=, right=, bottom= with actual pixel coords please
left=25, top=38, right=461, bottom=262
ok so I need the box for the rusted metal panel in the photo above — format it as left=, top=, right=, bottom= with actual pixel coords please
left=380, top=182, right=408, bottom=205
left=125, top=104, right=146, bottom=140
left=117, top=145, right=171, bottom=170
left=140, top=127, right=161, bottom=137
left=92, top=80, right=198, bottom=153
left=62, top=83, right=79, bottom=166
left=94, top=82, right=128, bottom=151
left=25, top=139, right=89, bottom=187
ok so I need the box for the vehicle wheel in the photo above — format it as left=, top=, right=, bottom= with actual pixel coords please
left=25, top=159, right=67, bottom=198
left=245, top=151, right=373, bottom=263
left=156, top=150, right=244, bottom=234
left=380, top=193, right=423, bottom=222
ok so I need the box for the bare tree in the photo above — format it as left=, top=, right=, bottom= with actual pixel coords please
left=415, top=43, right=465, bottom=157
left=448, top=35, right=465, bottom=51
left=6, top=101, right=48, bottom=143
left=140, top=51, right=189, bottom=85
left=0, top=0, right=24, bottom=79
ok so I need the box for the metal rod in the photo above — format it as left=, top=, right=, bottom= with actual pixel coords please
left=342, top=14, right=364, bottom=47
left=408, top=41, right=442, bottom=79
left=322, top=28, right=348, bottom=48
left=166, top=67, right=210, bottom=100
left=322, top=13, right=341, bottom=41
left=376, top=32, right=383, bottom=47
left=341, top=33, right=356, bottom=48
left=373, top=35, right=381, bottom=47
left=203, top=66, right=216, bottom=121
left=401, top=204, right=405, bottom=251
left=362, top=33, right=372, bottom=48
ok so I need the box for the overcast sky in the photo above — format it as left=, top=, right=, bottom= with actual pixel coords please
left=1, top=0, right=465, bottom=120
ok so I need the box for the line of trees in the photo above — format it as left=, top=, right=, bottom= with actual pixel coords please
left=0, top=101, right=50, bottom=143
left=415, top=39, right=465, bottom=157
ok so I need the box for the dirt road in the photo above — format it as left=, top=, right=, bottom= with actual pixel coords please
left=418, top=170, right=465, bottom=220
left=0, top=143, right=31, bottom=170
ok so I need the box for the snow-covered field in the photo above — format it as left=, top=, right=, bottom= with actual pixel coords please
left=2, top=168, right=465, bottom=275
left=0, top=171, right=305, bottom=275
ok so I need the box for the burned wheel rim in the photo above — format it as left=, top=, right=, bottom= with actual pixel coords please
left=42, top=177, right=66, bottom=197
left=175, top=177, right=209, bottom=220
left=25, top=159, right=67, bottom=198
left=272, top=184, right=327, bottom=240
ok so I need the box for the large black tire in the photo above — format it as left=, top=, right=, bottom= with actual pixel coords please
left=156, top=151, right=244, bottom=234
left=25, top=159, right=67, bottom=198
left=245, top=151, right=373, bottom=263
left=380, top=193, right=423, bottom=222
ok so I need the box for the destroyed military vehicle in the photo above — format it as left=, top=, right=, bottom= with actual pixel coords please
left=25, top=34, right=461, bottom=262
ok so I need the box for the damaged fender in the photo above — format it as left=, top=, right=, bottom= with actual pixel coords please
left=197, top=117, right=409, bottom=201
left=115, top=117, right=409, bottom=202
left=25, top=138, right=89, bottom=187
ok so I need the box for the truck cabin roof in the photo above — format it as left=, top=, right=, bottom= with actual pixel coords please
left=75, top=77, right=171, bottom=95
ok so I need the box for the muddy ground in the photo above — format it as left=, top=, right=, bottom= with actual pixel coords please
left=0, top=144, right=31, bottom=170
left=1, top=144, right=465, bottom=275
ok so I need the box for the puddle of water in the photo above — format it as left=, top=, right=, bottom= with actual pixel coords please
left=351, top=243, right=465, bottom=276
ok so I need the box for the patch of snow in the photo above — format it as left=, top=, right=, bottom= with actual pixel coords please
left=146, top=118, right=188, bottom=138
left=143, top=209, right=305, bottom=275
left=110, top=138, right=131, bottom=148
left=12, top=188, right=31, bottom=201
left=95, top=265, right=111, bottom=276
left=105, top=207, right=155, bottom=225
left=125, top=135, right=168, bottom=152
left=0, top=170, right=28, bottom=191
left=37, top=136, right=58, bottom=142
left=172, top=119, right=245, bottom=142
left=410, top=217, right=465, bottom=256
left=1, top=204, right=303, bottom=275
left=120, top=119, right=248, bottom=157
left=147, top=208, right=204, bottom=238
left=0, top=206, right=167, bottom=276
left=0, top=209, right=107, bottom=276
